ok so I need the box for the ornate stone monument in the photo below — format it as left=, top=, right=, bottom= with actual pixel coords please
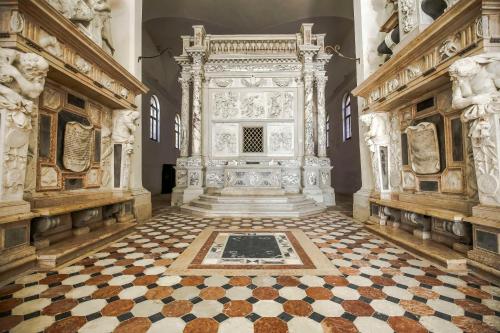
left=171, top=24, right=335, bottom=216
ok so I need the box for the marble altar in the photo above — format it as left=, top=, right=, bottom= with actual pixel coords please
left=172, top=24, right=335, bottom=216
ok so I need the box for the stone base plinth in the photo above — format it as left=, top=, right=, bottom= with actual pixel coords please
left=353, top=188, right=372, bottom=222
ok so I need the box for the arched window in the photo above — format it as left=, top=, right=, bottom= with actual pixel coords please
left=174, top=114, right=181, bottom=150
left=326, top=114, right=330, bottom=148
left=150, top=95, right=160, bottom=142
left=342, top=93, right=352, bottom=141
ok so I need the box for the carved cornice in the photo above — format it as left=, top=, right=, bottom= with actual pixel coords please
left=0, top=0, right=148, bottom=110
left=352, top=0, right=485, bottom=111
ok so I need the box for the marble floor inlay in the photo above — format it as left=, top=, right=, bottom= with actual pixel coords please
left=0, top=208, right=498, bottom=333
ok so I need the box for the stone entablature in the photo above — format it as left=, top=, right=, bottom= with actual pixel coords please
left=0, top=1, right=147, bottom=110
left=353, top=0, right=496, bottom=111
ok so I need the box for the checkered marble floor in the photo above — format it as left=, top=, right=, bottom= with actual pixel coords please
left=0, top=208, right=499, bottom=333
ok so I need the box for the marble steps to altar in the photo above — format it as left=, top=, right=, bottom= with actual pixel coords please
left=181, top=194, right=326, bottom=217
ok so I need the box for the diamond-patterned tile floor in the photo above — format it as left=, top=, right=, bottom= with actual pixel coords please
left=0, top=208, right=498, bottom=332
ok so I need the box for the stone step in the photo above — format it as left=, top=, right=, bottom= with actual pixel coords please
left=197, top=194, right=309, bottom=204
left=181, top=204, right=325, bottom=218
left=189, top=199, right=317, bottom=211
left=181, top=193, right=326, bottom=217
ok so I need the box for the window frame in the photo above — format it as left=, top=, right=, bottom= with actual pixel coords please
left=150, top=94, right=160, bottom=142
left=342, top=93, right=352, bottom=142
left=174, top=114, right=181, bottom=150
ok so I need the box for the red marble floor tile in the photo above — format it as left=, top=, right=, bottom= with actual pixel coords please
left=323, top=276, right=349, bottom=286
left=341, top=300, right=374, bottom=316
left=80, top=266, right=103, bottom=275
left=42, top=299, right=78, bottom=315
left=122, top=266, right=145, bottom=275
left=0, top=284, right=22, bottom=298
left=306, top=287, right=333, bottom=300
left=91, top=286, right=122, bottom=299
left=133, top=275, right=158, bottom=286
left=114, top=317, right=151, bottom=333
left=145, top=286, right=173, bottom=300
left=408, top=286, right=439, bottom=299
left=381, top=267, right=402, bottom=275
left=421, top=266, right=446, bottom=276
left=388, top=316, right=427, bottom=333
left=0, top=315, right=22, bottom=332
left=184, top=318, right=219, bottom=333
left=0, top=298, right=21, bottom=313
left=370, top=276, right=396, bottom=286
left=322, top=317, right=358, bottom=333
left=357, top=287, right=386, bottom=299
left=114, top=259, right=136, bottom=266
left=457, top=286, right=492, bottom=299
left=85, top=275, right=113, bottom=285
left=415, top=275, right=443, bottom=286
left=229, top=276, right=252, bottom=286
left=45, top=316, right=86, bottom=333
left=277, top=276, right=301, bottom=286
left=162, top=300, right=193, bottom=317
left=352, top=260, right=370, bottom=267
left=153, top=258, right=173, bottom=266
left=40, top=285, right=73, bottom=298
left=39, top=274, right=69, bottom=285
left=339, top=267, right=360, bottom=275
left=254, top=317, right=288, bottom=333
left=283, top=300, right=313, bottom=316
left=460, top=275, right=489, bottom=285
left=452, top=316, right=497, bottom=333
left=180, top=276, right=205, bottom=286
left=455, top=299, right=495, bottom=315
left=253, top=287, right=279, bottom=300
left=101, top=300, right=134, bottom=316
left=200, top=287, right=225, bottom=300
left=399, top=300, right=435, bottom=316
left=223, top=300, right=253, bottom=317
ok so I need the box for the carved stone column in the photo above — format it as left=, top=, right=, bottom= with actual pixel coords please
left=176, top=26, right=206, bottom=204
left=0, top=48, right=49, bottom=204
left=302, top=58, right=315, bottom=157
left=315, top=73, right=328, bottom=157
left=299, top=23, right=323, bottom=203
left=179, top=67, right=191, bottom=158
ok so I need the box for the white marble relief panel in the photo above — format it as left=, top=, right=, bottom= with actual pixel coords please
left=213, top=91, right=239, bottom=119
left=212, top=123, right=239, bottom=157
left=405, top=122, right=440, bottom=175
left=267, top=92, right=294, bottom=119
left=267, top=123, right=294, bottom=156
left=240, top=92, right=266, bottom=119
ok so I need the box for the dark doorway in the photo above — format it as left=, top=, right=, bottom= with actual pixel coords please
left=161, top=164, right=176, bottom=194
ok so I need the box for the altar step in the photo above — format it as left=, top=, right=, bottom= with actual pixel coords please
left=181, top=194, right=326, bottom=217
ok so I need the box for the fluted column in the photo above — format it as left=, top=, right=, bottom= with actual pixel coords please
left=178, top=69, right=191, bottom=157
left=316, top=73, right=327, bottom=157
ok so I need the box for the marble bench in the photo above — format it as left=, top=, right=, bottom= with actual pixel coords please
left=30, top=193, right=136, bottom=269
left=367, top=197, right=472, bottom=270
